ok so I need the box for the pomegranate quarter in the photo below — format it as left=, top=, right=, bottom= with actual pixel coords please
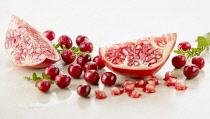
left=99, top=33, right=177, bottom=77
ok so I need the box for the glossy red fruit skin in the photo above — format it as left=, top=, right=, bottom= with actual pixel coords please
left=110, top=87, right=124, bottom=95
left=93, top=55, right=105, bottom=69
left=68, top=64, right=82, bottom=78
left=134, top=79, right=146, bottom=88
left=175, top=82, right=188, bottom=91
left=44, top=65, right=60, bottom=80
left=76, top=35, right=88, bottom=46
left=79, top=41, right=93, bottom=53
left=55, top=74, right=71, bottom=88
left=76, top=53, right=91, bottom=68
left=101, top=72, right=117, bottom=86
left=61, top=50, right=76, bottom=64
left=128, top=89, right=142, bottom=98
left=95, top=90, right=107, bottom=99
left=172, top=55, right=187, bottom=68
left=183, top=64, right=200, bottom=79
left=84, top=70, right=100, bottom=85
left=192, top=57, right=205, bottom=69
left=77, top=84, right=91, bottom=97
left=83, top=61, right=98, bottom=72
left=178, top=41, right=191, bottom=51
left=37, top=79, right=51, bottom=92
left=58, top=35, right=73, bottom=49
left=43, top=30, right=55, bottom=41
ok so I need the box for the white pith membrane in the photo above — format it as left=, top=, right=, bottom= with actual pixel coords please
left=100, top=33, right=176, bottom=70
left=4, top=16, right=59, bottom=66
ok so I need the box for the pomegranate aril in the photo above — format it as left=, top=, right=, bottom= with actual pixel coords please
left=143, top=84, right=156, bottom=93
left=37, top=79, right=51, bottom=92
left=43, top=30, right=55, bottom=41
left=61, top=50, right=76, bottom=64
left=44, top=65, right=60, bottom=80
left=134, top=79, right=146, bottom=88
left=83, top=61, right=98, bottom=72
left=183, top=64, right=200, bottom=79
left=192, top=56, right=205, bottom=69
left=95, top=90, right=107, bottom=99
left=77, top=84, right=91, bottom=97
left=58, top=35, right=73, bottom=49
left=79, top=41, right=93, bottom=53
left=110, top=87, right=124, bottom=95
left=101, top=72, right=117, bottom=86
left=175, top=82, right=188, bottom=91
left=172, top=55, right=187, bottom=68
left=124, top=83, right=135, bottom=93
left=122, top=80, right=133, bottom=88
left=145, top=79, right=156, bottom=85
left=178, top=41, right=191, bottom=51
left=165, top=71, right=176, bottom=79
left=149, top=75, right=160, bottom=85
left=166, top=77, right=177, bottom=87
left=68, top=64, right=82, bottom=78
left=84, top=70, right=100, bottom=85
left=128, top=89, right=142, bottom=98
left=55, top=74, right=71, bottom=88
left=76, top=35, right=88, bottom=46
left=93, top=55, right=105, bottom=69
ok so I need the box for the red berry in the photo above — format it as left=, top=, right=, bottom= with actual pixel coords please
left=61, top=50, right=76, bottom=64
left=76, top=35, right=88, bottom=46
left=183, top=64, right=200, bottom=79
left=110, top=87, right=123, bottom=95
left=43, top=30, right=55, bottom=41
left=192, top=56, right=205, bottom=69
left=37, top=79, right=51, bottom=92
left=68, top=64, right=82, bottom=78
left=77, top=84, right=91, bottom=97
left=101, top=72, right=117, bottom=86
left=175, top=82, right=188, bottom=91
left=55, top=74, right=71, bottom=88
left=95, top=90, right=107, bottom=99
left=143, top=84, right=156, bottom=93
left=76, top=53, right=91, bottom=68
left=178, top=41, right=191, bottom=51
left=172, top=55, right=187, bottom=68
left=83, top=61, right=98, bottom=72
left=79, top=41, right=93, bottom=53
left=84, top=70, right=100, bottom=85
left=128, top=89, right=142, bottom=98
left=93, top=55, right=105, bottom=69
left=58, top=35, right=73, bottom=49
left=44, top=65, right=60, bottom=80
left=134, top=79, right=146, bottom=88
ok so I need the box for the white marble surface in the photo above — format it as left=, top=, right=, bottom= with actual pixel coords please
left=0, top=0, right=210, bottom=119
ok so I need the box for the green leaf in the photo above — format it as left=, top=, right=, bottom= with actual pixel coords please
left=25, top=77, right=31, bottom=81
left=55, top=43, right=60, bottom=49
left=62, top=45, right=67, bottom=50
left=70, top=46, right=76, bottom=51
left=74, top=47, right=80, bottom=52
left=35, top=80, right=39, bottom=87
left=42, top=72, right=50, bottom=79
left=48, top=79, right=54, bottom=84
left=173, top=50, right=182, bottom=54
left=33, top=72, right=37, bottom=80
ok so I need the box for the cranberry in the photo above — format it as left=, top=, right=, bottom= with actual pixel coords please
left=77, top=84, right=91, bottom=97
left=61, top=50, right=76, bottom=64
left=95, top=90, right=107, bottom=99
left=101, top=72, right=117, bottom=86
left=128, top=89, right=142, bottom=98
left=76, top=35, right=88, bottom=46
left=76, top=53, right=91, bottom=68
left=44, top=65, right=60, bottom=80
left=110, top=87, right=123, bottom=95
left=83, top=61, right=98, bottom=72
left=68, top=64, right=82, bottom=78
left=192, top=56, right=205, bottom=69
left=79, top=41, right=93, bottom=53
left=143, top=84, right=156, bottom=93
left=134, top=79, right=146, bottom=88
left=183, top=64, right=200, bottom=79
left=93, top=55, right=105, bottom=69
left=84, top=70, right=100, bottom=85
left=175, top=82, right=188, bottom=91
left=58, top=35, right=73, bottom=49
left=37, top=79, right=51, bottom=92
left=55, top=74, right=71, bottom=88
left=178, top=41, right=191, bottom=51
left=43, top=30, right=55, bottom=41
left=172, top=55, right=187, bottom=68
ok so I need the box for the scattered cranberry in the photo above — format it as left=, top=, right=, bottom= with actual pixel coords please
left=68, top=64, right=82, bottom=78
left=37, top=79, right=51, bottom=92
left=101, top=72, right=117, bottom=86
left=84, top=70, right=100, bottom=85
left=192, top=56, right=205, bottom=69
left=76, top=35, right=88, bottom=46
left=110, top=87, right=123, bottom=95
left=178, top=41, right=191, bottom=51
left=172, top=55, right=187, bottom=68
left=58, top=35, right=73, bottom=49
left=93, top=55, right=105, bottom=69
left=77, top=53, right=91, bottom=68
left=77, top=84, right=91, bottom=97
left=61, top=50, right=76, bottom=64
left=128, top=89, right=142, bottom=98
left=83, top=61, right=98, bottom=72
left=175, top=82, right=188, bottom=91
left=183, top=64, right=200, bottom=79
left=43, top=30, right=55, bottom=41
left=166, top=77, right=177, bottom=87
left=55, top=74, right=71, bottom=88
left=44, top=65, right=60, bottom=80
left=79, top=41, right=94, bottom=53
left=134, top=79, right=146, bottom=88
left=143, top=84, right=156, bottom=93
left=95, top=90, right=107, bottom=99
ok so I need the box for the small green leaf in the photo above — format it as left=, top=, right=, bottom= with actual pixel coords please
left=70, top=46, right=76, bottom=51
left=55, top=43, right=60, bottom=49
left=48, top=79, right=54, bottom=84
left=25, top=77, right=31, bottom=81
left=173, top=50, right=182, bottom=54
left=42, top=72, right=50, bottom=79
left=35, top=80, right=39, bottom=87
left=33, top=72, right=37, bottom=80
left=74, top=47, right=80, bottom=52
left=62, top=45, right=67, bottom=50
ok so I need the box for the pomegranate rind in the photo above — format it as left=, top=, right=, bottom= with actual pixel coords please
left=4, top=15, right=60, bottom=68
left=99, top=33, right=177, bottom=78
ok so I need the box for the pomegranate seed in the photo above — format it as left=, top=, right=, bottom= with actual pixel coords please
left=192, top=56, right=205, bottom=69
left=101, top=72, right=117, bottom=86
left=93, top=55, right=105, bottom=69
left=145, top=79, right=156, bottom=85
left=124, top=83, right=135, bottom=93
left=43, top=30, right=55, bottom=41
left=79, top=41, right=93, bottom=53
left=76, top=53, right=91, bottom=68
left=178, top=41, right=191, bottom=51
left=172, top=55, right=187, bottom=68
left=84, top=70, right=100, bottom=85
left=77, top=84, right=91, bottom=97
left=83, top=61, right=98, bottom=72
left=183, top=64, right=200, bottom=79
left=37, top=79, right=51, bottom=92
left=134, top=79, right=146, bottom=88
left=44, top=65, right=60, bottom=80
left=165, top=71, right=175, bottom=78
left=95, top=90, right=107, bottom=99
left=58, top=35, right=73, bottom=49
left=143, top=84, right=156, bottom=93
left=76, top=35, right=88, bottom=46
left=175, top=82, right=188, bottom=91
left=128, top=89, right=142, bottom=98
left=166, top=77, right=177, bottom=87
left=110, top=87, right=123, bottom=95
left=149, top=75, right=160, bottom=85
left=61, top=50, right=76, bottom=64
left=122, top=80, right=133, bottom=88
left=68, top=64, right=82, bottom=78
left=55, top=74, right=71, bottom=88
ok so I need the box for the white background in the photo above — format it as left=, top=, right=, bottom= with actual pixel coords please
left=0, top=0, right=210, bottom=119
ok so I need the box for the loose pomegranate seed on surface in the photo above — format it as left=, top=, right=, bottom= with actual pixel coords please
left=145, top=79, right=156, bottom=85
left=95, top=90, right=107, bottom=99
left=178, top=41, right=191, bottom=51
left=149, top=75, right=160, bottom=85
left=110, top=87, right=124, bottom=95
left=163, top=71, right=177, bottom=82
left=175, top=82, right=188, bottom=91
left=172, top=55, right=187, bottom=68
left=55, top=74, right=71, bottom=88
left=183, top=64, right=200, bottom=79
left=77, top=84, right=91, bottom=97
left=43, top=30, right=55, bottom=41
left=143, top=84, right=156, bottom=93
left=192, top=56, right=205, bottom=69
left=128, top=89, right=142, bottom=98
left=122, top=80, right=133, bottom=88
left=134, top=79, right=146, bottom=88
left=124, top=83, right=135, bottom=93
left=44, top=65, right=60, bottom=80
left=37, top=79, right=51, bottom=92
left=166, top=77, right=177, bottom=87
